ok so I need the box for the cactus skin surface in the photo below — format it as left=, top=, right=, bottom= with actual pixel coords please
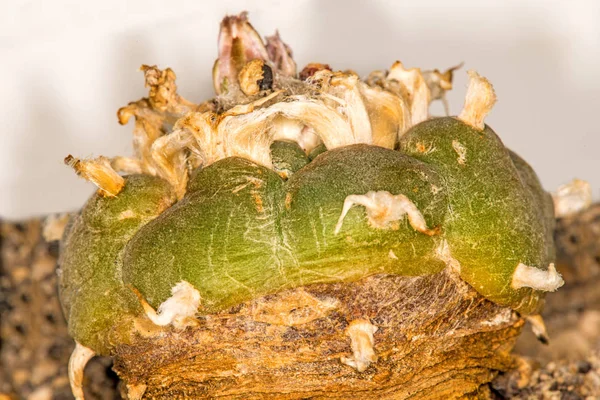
left=123, top=145, right=447, bottom=315
left=59, top=175, right=176, bottom=354
left=60, top=129, right=553, bottom=354
left=400, top=117, right=555, bottom=314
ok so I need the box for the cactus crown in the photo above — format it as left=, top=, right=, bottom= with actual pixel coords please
left=66, top=13, right=480, bottom=200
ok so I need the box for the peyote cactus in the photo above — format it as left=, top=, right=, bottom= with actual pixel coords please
left=59, top=12, right=563, bottom=399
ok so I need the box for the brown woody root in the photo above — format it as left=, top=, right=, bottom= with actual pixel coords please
left=113, top=270, right=521, bottom=399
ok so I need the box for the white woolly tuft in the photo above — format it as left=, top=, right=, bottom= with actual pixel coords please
left=511, top=263, right=564, bottom=292
left=68, top=341, right=96, bottom=400
left=458, top=70, right=496, bottom=130
left=387, top=61, right=430, bottom=126
left=552, top=178, right=592, bottom=218
left=340, top=319, right=378, bottom=372
left=147, top=281, right=201, bottom=327
left=358, top=82, right=409, bottom=148
left=334, top=191, right=438, bottom=236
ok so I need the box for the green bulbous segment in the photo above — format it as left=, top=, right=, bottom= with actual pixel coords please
left=123, top=158, right=286, bottom=311
left=59, top=175, right=176, bottom=354
left=308, top=143, right=327, bottom=160
left=122, top=145, right=448, bottom=313
left=508, top=150, right=556, bottom=265
left=270, top=140, right=310, bottom=178
left=284, top=145, right=447, bottom=279
left=399, top=117, right=555, bottom=314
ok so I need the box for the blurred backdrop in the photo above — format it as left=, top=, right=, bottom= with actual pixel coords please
left=1, top=0, right=599, bottom=219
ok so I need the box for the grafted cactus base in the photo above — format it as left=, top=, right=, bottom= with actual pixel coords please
left=113, top=271, right=522, bottom=399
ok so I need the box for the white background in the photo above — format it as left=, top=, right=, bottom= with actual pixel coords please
left=2, top=0, right=599, bottom=220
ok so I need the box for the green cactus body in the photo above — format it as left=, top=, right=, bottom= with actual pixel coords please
left=282, top=145, right=447, bottom=280
left=122, top=157, right=287, bottom=312
left=508, top=149, right=556, bottom=265
left=270, top=140, right=310, bottom=177
left=399, top=117, right=554, bottom=314
left=59, top=175, right=176, bottom=353
left=122, top=145, right=447, bottom=314
left=61, top=133, right=553, bottom=353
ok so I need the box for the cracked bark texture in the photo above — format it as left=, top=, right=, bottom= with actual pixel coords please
left=1, top=203, right=599, bottom=399
left=113, top=270, right=521, bottom=399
